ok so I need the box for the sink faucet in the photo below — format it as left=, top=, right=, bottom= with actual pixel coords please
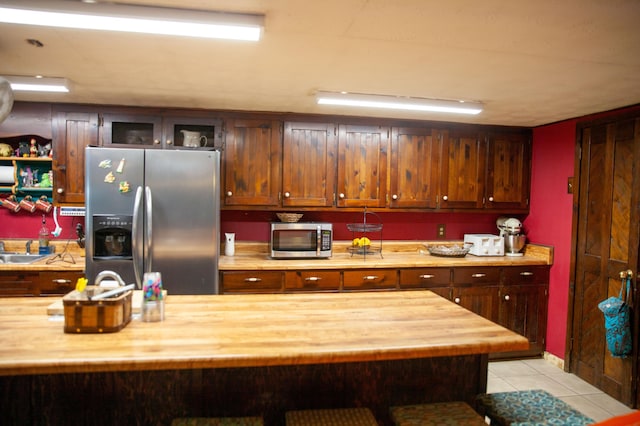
left=25, top=240, right=32, bottom=255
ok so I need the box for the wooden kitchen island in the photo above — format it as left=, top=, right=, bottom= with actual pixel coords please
left=0, top=291, right=528, bottom=425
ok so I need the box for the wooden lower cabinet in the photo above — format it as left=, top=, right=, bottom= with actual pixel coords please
left=0, top=271, right=82, bottom=297
left=285, top=270, right=340, bottom=292
left=220, top=265, right=548, bottom=358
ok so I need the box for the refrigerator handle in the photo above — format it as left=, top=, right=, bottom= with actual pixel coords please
left=145, top=186, right=153, bottom=274
left=132, top=186, right=144, bottom=289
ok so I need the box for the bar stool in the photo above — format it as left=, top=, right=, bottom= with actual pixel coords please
left=476, top=389, right=594, bottom=425
left=171, top=417, right=264, bottom=426
left=285, top=408, right=378, bottom=425
left=390, top=401, right=487, bottom=426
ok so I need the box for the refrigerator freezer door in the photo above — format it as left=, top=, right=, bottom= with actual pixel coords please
left=144, top=150, right=220, bottom=294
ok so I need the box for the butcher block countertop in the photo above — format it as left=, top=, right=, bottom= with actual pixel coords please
left=219, top=241, right=553, bottom=270
left=0, top=291, right=528, bottom=376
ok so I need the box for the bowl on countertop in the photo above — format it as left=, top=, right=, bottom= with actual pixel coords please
left=277, top=213, right=303, bottom=223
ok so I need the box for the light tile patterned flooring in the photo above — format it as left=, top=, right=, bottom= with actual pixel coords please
left=488, top=359, right=637, bottom=422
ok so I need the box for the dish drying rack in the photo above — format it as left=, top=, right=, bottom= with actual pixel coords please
left=347, top=209, right=383, bottom=259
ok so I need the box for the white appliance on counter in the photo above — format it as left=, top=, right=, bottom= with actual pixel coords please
left=464, top=234, right=504, bottom=256
left=85, top=147, right=221, bottom=294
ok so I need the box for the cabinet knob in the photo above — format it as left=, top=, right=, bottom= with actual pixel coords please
left=339, top=193, right=345, bottom=199
left=442, top=195, right=448, bottom=201
left=419, top=274, right=435, bottom=279
left=504, top=294, right=510, bottom=301
left=52, top=279, right=71, bottom=284
left=305, top=276, right=321, bottom=282
left=454, top=297, right=461, bottom=304
left=244, top=277, right=262, bottom=283
left=488, top=196, right=494, bottom=202
left=166, top=139, right=172, bottom=145
left=392, top=194, right=398, bottom=200
left=56, top=188, right=64, bottom=194
left=226, top=191, right=233, bottom=197
left=363, top=275, right=379, bottom=281
left=471, top=273, right=486, bottom=278
left=284, top=192, right=290, bottom=198
left=520, top=271, right=534, bottom=276
left=153, top=139, right=161, bottom=145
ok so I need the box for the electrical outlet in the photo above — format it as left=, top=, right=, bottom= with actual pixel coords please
left=437, top=224, right=446, bottom=239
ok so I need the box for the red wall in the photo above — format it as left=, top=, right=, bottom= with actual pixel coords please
left=525, top=121, right=576, bottom=359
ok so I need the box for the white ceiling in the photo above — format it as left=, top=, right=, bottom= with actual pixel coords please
left=2, top=0, right=640, bottom=127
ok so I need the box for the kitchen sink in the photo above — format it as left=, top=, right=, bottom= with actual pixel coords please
left=0, top=253, right=49, bottom=264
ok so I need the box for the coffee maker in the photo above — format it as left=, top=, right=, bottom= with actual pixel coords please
left=497, top=217, right=526, bottom=256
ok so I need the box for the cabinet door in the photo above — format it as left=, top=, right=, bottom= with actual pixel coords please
left=452, top=267, right=501, bottom=322
left=337, top=125, right=389, bottom=208
left=224, top=119, right=282, bottom=207
left=0, top=272, right=36, bottom=296
left=52, top=111, right=99, bottom=204
left=163, top=116, right=224, bottom=150
left=220, top=271, right=284, bottom=293
left=389, top=127, right=441, bottom=208
left=485, top=132, right=531, bottom=211
left=439, top=130, right=485, bottom=209
left=343, top=269, right=397, bottom=291
left=282, top=122, right=337, bottom=207
left=101, top=113, right=163, bottom=148
left=285, top=270, right=340, bottom=292
left=37, top=271, right=82, bottom=296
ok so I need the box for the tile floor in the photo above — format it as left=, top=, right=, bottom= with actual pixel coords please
left=488, top=358, right=637, bottom=422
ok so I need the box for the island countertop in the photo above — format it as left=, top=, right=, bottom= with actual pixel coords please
left=0, top=290, right=528, bottom=376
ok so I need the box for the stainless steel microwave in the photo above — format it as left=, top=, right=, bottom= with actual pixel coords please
left=270, top=222, right=333, bottom=259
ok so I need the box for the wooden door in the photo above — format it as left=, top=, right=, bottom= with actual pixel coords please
left=569, top=117, right=640, bottom=406
left=453, top=285, right=500, bottom=323
left=52, top=111, right=98, bottom=204
left=282, top=122, right=337, bottom=207
left=336, top=125, right=389, bottom=208
left=486, top=132, right=531, bottom=211
left=439, top=129, right=485, bottom=209
left=223, top=119, right=282, bottom=207
left=389, top=127, right=441, bottom=208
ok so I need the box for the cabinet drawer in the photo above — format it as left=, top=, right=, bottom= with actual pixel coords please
left=0, top=272, right=36, bottom=296
left=285, top=270, right=340, bottom=292
left=343, top=269, right=397, bottom=290
left=399, top=268, right=450, bottom=289
left=453, top=267, right=501, bottom=285
left=221, top=271, right=284, bottom=293
left=38, top=271, right=83, bottom=296
left=503, top=266, right=549, bottom=285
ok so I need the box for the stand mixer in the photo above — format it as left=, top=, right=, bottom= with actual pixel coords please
left=497, top=217, right=526, bottom=256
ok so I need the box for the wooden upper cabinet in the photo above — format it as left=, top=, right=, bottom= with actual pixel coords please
left=439, top=129, right=485, bottom=209
left=389, top=127, right=441, bottom=208
left=336, top=125, right=389, bottom=208
left=223, top=119, right=282, bottom=207
left=52, top=110, right=99, bottom=205
left=282, top=122, right=337, bottom=207
left=485, top=132, right=531, bottom=211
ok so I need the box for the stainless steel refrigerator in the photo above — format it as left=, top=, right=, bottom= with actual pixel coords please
left=85, top=147, right=220, bottom=294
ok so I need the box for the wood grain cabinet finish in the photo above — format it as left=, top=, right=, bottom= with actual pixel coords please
left=224, top=119, right=282, bottom=207
left=389, top=127, right=441, bottom=208
left=0, top=271, right=81, bottom=297
left=485, top=132, right=531, bottom=211
left=220, top=271, right=284, bottom=293
left=282, top=122, right=337, bottom=207
left=52, top=109, right=99, bottom=205
left=439, top=129, right=486, bottom=209
left=399, top=268, right=451, bottom=298
left=336, top=125, right=390, bottom=208
left=452, top=267, right=501, bottom=324
left=284, top=270, right=340, bottom=292
left=343, top=269, right=398, bottom=291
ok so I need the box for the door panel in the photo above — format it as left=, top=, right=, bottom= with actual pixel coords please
left=570, top=118, right=639, bottom=406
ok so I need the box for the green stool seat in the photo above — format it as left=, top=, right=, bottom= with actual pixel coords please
left=390, top=401, right=487, bottom=425
left=171, top=417, right=264, bottom=426
left=285, top=408, right=378, bottom=426
left=476, top=389, right=594, bottom=425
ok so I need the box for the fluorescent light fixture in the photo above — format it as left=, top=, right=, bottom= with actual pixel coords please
left=0, top=0, right=264, bottom=41
left=316, top=91, right=483, bottom=115
left=4, top=75, right=70, bottom=93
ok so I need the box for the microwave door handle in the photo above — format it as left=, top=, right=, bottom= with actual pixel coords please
left=317, top=225, right=321, bottom=256
left=132, top=186, right=143, bottom=289
left=145, top=186, right=153, bottom=273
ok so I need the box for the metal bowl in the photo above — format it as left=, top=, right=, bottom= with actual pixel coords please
left=276, top=213, right=303, bottom=223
